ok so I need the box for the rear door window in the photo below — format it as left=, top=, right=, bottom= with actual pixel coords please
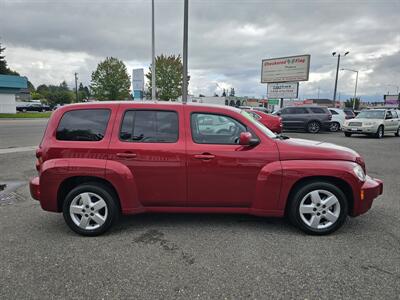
left=56, top=109, right=110, bottom=141
left=120, top=110, right=178, bottom=143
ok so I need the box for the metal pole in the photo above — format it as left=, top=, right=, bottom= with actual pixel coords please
left=353, top=71, right=358, bottom=110
left=182, top=0, right=189, bottom=103
left=74, top=72, right=78, bottom=103
left=151, top=0, right=156, bottom=100
left=333, top=54, right=340, bottom=106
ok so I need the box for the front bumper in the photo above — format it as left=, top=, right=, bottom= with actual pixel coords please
left=352, top=176, right=383, bottom=217
left=343, top=125, right=379, bottom=134
left=29, top=176, right=40, bottom=201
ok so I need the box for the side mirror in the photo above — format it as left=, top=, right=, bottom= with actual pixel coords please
left=239, top=132, right=259, bottom=146
left=276, top=112, right=281, bottom=116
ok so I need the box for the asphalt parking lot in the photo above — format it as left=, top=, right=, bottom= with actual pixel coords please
left=0, top=119, right=399, bottom=299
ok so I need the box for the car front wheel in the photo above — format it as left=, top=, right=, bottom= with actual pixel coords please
left=344, top=132, right=352, bottom=137
left=329, top=122, right=340, bottom=132
left=375, top=125, right=384, bottom=139
left=63, top=183, right=119, bottom=236
left=395, top=127, right=400, bottom=137
left=288, top=182, right=348, bottom=235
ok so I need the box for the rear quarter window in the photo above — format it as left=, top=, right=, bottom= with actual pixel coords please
left=309, top=107, right=328, bottom=114
left=56, top=109, right=110, bottom=141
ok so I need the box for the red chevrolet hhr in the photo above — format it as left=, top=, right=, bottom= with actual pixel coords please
left=30, top=102, right=383, bottom=236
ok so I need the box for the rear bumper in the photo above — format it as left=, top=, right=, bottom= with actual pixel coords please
left=352, top=176, right=383, bottom=217
left=29, top=176, right=40, bottom=201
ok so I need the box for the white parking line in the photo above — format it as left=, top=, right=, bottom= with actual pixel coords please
left=0, top=146, right=37, bottom=154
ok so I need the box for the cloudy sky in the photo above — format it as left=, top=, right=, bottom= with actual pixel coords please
left=1, top=0, right=399, bottom=101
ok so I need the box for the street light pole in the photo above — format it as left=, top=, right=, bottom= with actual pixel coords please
left=182, top=0, right=189, bottom=103
left=332, top=51, right=349, bottom=107
left=341, top=68, right=359, bottom=110
left=151, top=0, right=156, bottom=100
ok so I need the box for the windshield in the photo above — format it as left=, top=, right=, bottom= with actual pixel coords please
left=240, top=110, right=277, bottom=138
left=356, top=110, right=385, bottom=119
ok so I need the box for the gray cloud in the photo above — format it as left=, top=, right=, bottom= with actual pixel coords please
left=1, top=0, right=399, bottom=100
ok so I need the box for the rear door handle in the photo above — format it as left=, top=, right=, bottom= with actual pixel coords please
left=194, top=153, right=215, bottom=160
left=116, top=152, right=137, bottom=159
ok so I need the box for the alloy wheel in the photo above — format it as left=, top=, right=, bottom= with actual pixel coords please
left=299, top=189, right=341, bottom=230
left=330, top=122, right=340, bottom=132
left=308, top=122, right=320, bottom=133
left=69, top=192, right=108, bottom=230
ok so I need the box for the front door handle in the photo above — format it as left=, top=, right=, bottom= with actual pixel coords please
left=194, top=153, right=215, bottom=160
left=116, top=152, right=137, bottom=159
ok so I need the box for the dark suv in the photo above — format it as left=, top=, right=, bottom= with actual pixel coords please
left=274, top=106, right=332, bottom=133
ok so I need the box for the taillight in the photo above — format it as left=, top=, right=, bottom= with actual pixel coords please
left=35, top=148, right=43, bottom=172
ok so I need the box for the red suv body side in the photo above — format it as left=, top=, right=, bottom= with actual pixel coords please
left=30, top=102, right=382, bottom=221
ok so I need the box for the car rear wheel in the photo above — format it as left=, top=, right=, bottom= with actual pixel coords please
left=395, top=127, right=400, bottom=137
left=288, top=182, right=348, bottom=235
left=375, top=125, right=384, bottom=139
left=344, top=132, right=352, bottom=137
left=63, top=183, right=119, bottom=236
left=307, top=121, right=321, bottom=133
left=330, top=122, right=340, bottom=132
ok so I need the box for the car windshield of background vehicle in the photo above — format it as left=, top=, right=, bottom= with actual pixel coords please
left=240, top=110, right=276, bottom=138
left=356, top=110, right=385, bottom=119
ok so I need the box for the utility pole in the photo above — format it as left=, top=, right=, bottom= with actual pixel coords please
left=317, top=86, right=320, bottom=99
left=151, top=0, right=156, bottom=100
left=182, top=0, right=189, bottom=103
left=74, top=72, right=78, bottom=103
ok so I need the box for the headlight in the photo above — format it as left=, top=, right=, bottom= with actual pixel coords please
left=353, top=165, right=366, bottom=181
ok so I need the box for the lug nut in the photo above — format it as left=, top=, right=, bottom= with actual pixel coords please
left=317, top=213, right=321, bottom=216
left=322, top=205, right=326, bottom=208
left=322, top=211, right=326, bottom=214
left=86, top=205, right=89, bottom=208
left=85, top=214, right=88, bottom=217
left=316, top=203, right=320, bottom=207
left=313, top=208, right=317, bottom=212
left=91, top=207, right=94, bottom=211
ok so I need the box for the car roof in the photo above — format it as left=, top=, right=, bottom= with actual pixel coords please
left=57, top=101, right=242, bottom=113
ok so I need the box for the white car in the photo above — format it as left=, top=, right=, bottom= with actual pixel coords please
left=328, top=108, right=346, bottom=132
left=342, top=109, right=400, bottom=138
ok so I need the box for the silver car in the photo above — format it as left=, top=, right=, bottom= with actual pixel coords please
left=342, top=109, right=400, bottom=138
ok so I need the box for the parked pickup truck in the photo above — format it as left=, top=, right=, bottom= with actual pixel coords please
left=30, top=102, right=383, bottom=236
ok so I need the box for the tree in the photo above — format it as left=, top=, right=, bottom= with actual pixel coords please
left=0, top=43, right=7, bottom=74
left=229, top=88, right=235, bottom=97
left=90, top=57, right=131, bottom=100
left=0, top=42, right=19, bottom=75
left=146, top=54, right=186, bottom=101
left=222, top=89, right=227, bottom=97
left=78, top=82, right=91, bottom=100
left=345, top=97, right=360, bottom=110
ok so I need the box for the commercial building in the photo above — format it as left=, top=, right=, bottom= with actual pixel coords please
left=0, top=75, right=28, bottom=113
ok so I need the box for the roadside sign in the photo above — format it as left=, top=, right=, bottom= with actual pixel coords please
left=268, top=99, right=280, bottom=105
left=267, top=82, right=299, bottom=99
left=261, top=54, right=310, bottom=83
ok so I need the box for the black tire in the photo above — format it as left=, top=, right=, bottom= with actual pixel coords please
left=307, top=121, right=321, bottom=133
left=344, top=132, right=352, bottom=137
left=395, top=127, right=400, bottom=137
left=375, top=125, right=384, bottom=139
left=287, top=181, right=348, bottom=235
left=62, top=183, right=119, bottom=236
left=329, top=122, right=340, bottom=132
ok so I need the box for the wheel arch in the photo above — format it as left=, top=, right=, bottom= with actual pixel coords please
left=57, top=176, right=121, bottom=213
left=284, top=176, right=354, bottom=216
